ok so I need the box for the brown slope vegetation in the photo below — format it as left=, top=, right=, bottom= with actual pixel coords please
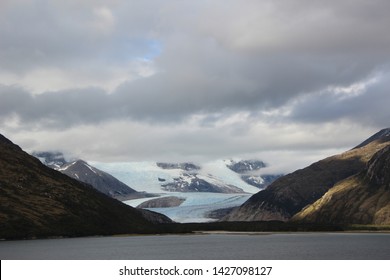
left=0, top=134, right=169, bottom=239
left=292, top=145, right=390, bottom=225
left=222, top=128, right=390, bottom=222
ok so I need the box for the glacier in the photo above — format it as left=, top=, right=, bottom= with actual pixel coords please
left=91, top=160, right=260, bottom=194
left=125, top=192, right=251, bottom=223
left=91, top=160, right=261, bottom=222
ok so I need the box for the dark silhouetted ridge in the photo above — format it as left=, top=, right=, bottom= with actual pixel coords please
left=0, top=134, right=171, bottom=239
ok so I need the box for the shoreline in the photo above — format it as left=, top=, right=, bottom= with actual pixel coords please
left=2, top=228, right=390, bottom=242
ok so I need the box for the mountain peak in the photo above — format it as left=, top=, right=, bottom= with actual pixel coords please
left=57, top=159, right=89, bottom=171
left=222, top=128, right=390, bottom=223
left=354, top=127, right=390, bottom=149
left=225, top=159, right=266, bottom=174
left=32, top=151, right=68, bottom=169
left=292, top=144, right=390, bottom=225
left=58, top=159, right=138, bottom=197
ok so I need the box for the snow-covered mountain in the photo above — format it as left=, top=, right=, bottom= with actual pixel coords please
left=91, top=159, right=282, bottom=222
left=33, top=151, right=68, bottom=169
left=91, top=160, right=263, bottom=194
left=57, top=160, right=139, bottom=198
left=241, top=174, right=282, bottom=189
left=34, top=152, right=142, bottom=199
left=34, top=153, right=282, bottom=222
left=225, top=159, right=266, bottom=173
left=224, top=159, right=282, bottom=189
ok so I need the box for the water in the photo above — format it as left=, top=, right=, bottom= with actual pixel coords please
left=0, top=233, right=389, bottom=260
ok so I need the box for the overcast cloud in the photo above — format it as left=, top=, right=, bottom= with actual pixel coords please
left=1, top=0, right=389, bottom=172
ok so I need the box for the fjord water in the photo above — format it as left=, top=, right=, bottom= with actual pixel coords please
left=1, top=233, right=389, bottom=260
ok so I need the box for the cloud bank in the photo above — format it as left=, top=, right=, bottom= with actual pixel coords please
left=1, top=0, right=389, bottom=171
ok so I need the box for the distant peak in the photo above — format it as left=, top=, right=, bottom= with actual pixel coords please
left=32, top=151, right=68, bottom=169
left=225, top=159, right=267, bottom=174
left=74, top=159, right=88, bottom=165
left=62, top=159, right=91, bottom=169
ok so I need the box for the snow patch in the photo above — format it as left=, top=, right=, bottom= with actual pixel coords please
left=84, top=162, right=98, bottom=175
left=92, top=160, right=261, bottom=194
left=57, top=161, right=77, bottom=171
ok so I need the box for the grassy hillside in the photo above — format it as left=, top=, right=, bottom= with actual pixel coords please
left=293, top=145, right=390, bottom=225
left=222, top=130, right=390, bottom=222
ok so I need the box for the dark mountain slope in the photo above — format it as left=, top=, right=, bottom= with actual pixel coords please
left=33, top=152, right=148, bottom=200
left=222, top=128, right=390, bottom=222
left=0, top=134, right=169, bottom=239
left=293, top=145, right=390, bottom=225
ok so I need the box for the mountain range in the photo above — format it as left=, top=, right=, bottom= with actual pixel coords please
left=35, top=153, right=278, bottom=195
left=32, top=153, right=280, bottom=223
left=91, top=159, right=274, bottom=222
left=0, top=134, right=171, bottom=239
left=2, top=126, right=389, bottom=238
left=92, top=159, right=278, bottom=195
left=222, top=128, right=390, bottom=225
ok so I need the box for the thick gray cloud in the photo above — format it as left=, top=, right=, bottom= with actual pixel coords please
left=1, top=0, right=390, bottom=165
left=0, top=85, right=112, bottom=128
left=288, top=72, right=390, bottom=127
left=0, top=1, right=153, bottom=73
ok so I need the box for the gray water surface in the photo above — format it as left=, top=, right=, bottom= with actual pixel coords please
left=0, top=233, right=389, bottom=260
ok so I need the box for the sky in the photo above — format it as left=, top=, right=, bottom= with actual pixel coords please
left=1, top=0, right=390, bottom=173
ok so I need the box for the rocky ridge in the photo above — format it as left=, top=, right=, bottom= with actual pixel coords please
left=292, top=145, right=390, bottom=225
left=222, top=128, right=390, bottom=222
left=34, top=153, right=150, bottom=200
left=57, top=160, right=139, bottom=198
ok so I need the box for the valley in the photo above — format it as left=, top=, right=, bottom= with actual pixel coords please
left=1, top=128, right=390, bottom=240
left=35, top=153, right=279, bottom=223
left=91, top=160, right=271, bottom=222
